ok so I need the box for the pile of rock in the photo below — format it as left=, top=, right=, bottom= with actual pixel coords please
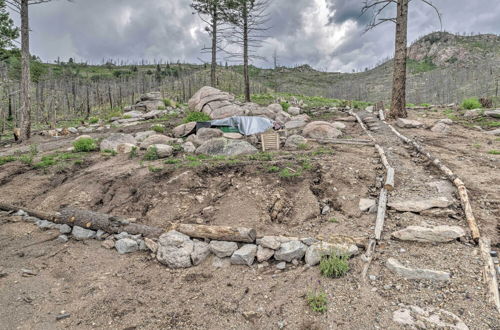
left=12, top=210, right=149, bottom=254
left=125, top=92, right=164, bottom=112
left=155, top=230, right=359, bottom=269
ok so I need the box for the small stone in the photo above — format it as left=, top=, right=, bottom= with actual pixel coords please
left=321, top=205, right=331, bottom=215
left=257, top=236, right=281, bottom=250
left=274, top=241, right=307, bottom=262
left=37, top=220, right=57, bottom=230
left=301, top=237, right=319, bottom=246
left=369, top=275, right=377, bottom=281
left=276, top=262, right=286, bottom=270
left=144, top=238, right=158, bottom=253
left=212, top=256, right=231, bottom=268
left=71, top=226, right=96, bottom=240
left=101, top=239, right=115, bottom=249
left=95, top=230, right=106, bottom=240
left=14, top=210, right=28, bottom=217
left=388, top=197, right=453, bottom=213
left=191, top=240, right=211, bottom=266
left=156, top=231, right=194, bottom=268
left=231, top=244, right=257, bottom=266
left=209, top=241, right=238, bottom=258
left=396, top=118, right=423, bottom=128
left=182, top=141, right=196, bottom=153
left=359, top=198, right=376, bottom=212
left=23, top=216, right=39, bottom=223
left=115, top=238, right=139, bottom=254
left=56, top=235, right=69, bottom=243
left=256, top=245, right=274, bottom=262
left=58, top=224, right=72, bottom=234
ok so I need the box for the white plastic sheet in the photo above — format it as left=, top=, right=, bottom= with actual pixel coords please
left=210, top=116, right=274, bottom=136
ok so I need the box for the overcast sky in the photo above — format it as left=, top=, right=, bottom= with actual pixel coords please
left=9, top=0, right=500, bottom=72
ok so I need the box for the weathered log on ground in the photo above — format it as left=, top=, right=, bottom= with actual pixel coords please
left=479, top=238, right=500, bottom=313
left=375, top=188, right=388, bottom=240
left=174, top=223, right=256, bottom=243
left=360, top=239, right=376, bottom=282
left=0, top=202, right=57, bottom=221
left=386, top=123, right=480, bottom=242
left=384, top=167, right=395, bottom=191
left=57, top=208, right=164, bottom=238
left=310, top=138, right=374, bottom=146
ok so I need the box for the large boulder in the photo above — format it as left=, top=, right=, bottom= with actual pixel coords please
left=267, top=104, right=283, bottom=113
left=285, top=135, right=307, bottom=150
left=485, top=109, right=500, bottom=118
left=246, top=107, right=276, bottom=119
left=302, top=121, right=343, bottom=139
left=156, top=231, right=194, bottom=269
left=196, top=128, right=223, bottom=140
left=208, top=104, right=245, bottom=120
left=188, top=86, right=235, bottom=112
left=141, top=92, right=162, bottom=101
left=123, top=110, right=144, bottom=118
left=132, top=100, right=164, bottom=112
left=196, top=138, right=258, bottom=156
left=285, top=120, right=308, bottom=130
left=230, top=244, right=257, bottom=266
left=100, top=134, right=137, bottom=152
left=173, top=122, right=196, bottom=138
left=134, top=131, right=156, bottom=142
left=288, top=107, right=301, bottom=116
left=148, top=144, right=173, bottom=158
left=396, top=118, right=423, bottom=129
left=140, top=134, right=175, bottom=149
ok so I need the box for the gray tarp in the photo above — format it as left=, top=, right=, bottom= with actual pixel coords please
left=210, top=116, right=274, bottom=136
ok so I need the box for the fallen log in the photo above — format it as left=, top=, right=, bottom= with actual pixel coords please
left=374, top=188, right=388, bottom=240
left=479, top=238, right=500, bottom=313
left=384, top=167, right=395, bottom=191
left=360, top=239, right=376, bottom=282
left=0, top=202, right=257, bottom=242
left=309, top=138, right=374, bottom=146
left=173, top=224, right=256, bottom=243
left=379, top=109, right=385, bottom=121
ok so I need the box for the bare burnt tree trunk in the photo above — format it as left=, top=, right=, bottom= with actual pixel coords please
left=86, top=85, right=91, bottom=119
left=211, top=6, right=217, bottom=87
left=243, top=2, right=250, bottom=102
left=389, top=0, right=408, bottom=119
left=19, top=0, right=31, bottom=140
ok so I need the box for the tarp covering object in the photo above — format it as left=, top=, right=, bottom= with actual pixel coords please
left=210, top=116, right=274, bottom=136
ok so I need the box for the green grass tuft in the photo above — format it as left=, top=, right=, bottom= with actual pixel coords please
left=73, top=138, right=98, bottom=152
left=319, top=254, right=349, bottom=278
left=488, top=150, right=500, bottom=155
left=306, top=291, right=328, bottom=313
left=143, top=147, right=159, bottom=161
left=184, top=111, right=211, bottom=123
left=461, top=98, right=482, bottom=110
left=152, top=124, right=165, bottom=133
left=0, top=155, right=16, bottom=166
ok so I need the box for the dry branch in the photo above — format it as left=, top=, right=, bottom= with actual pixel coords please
left=479, top=238, right=500, bottom=313
left=173, top=224, right=256, bottom=243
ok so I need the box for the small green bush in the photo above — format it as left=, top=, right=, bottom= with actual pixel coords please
left=488, top=150, right=500, bottom=155
left=163, top=98, right=172, bottom=107
left=152, top=125, right=165, bottom=133
left=33, top=155, right=57, bottom=169
left=101, top=149, right=117, bottom=156
left=461, top=98, right=482, bottom=110
left=319, top=254, right=349, bottom=278
left=73, top=138, right=98, bottom=152
left=280, top=102, right=290, bottom=111
left=129, top=146, right=138, bottom=159
left=157, top=106, right=166, bottom=110
left=148, top=165, right=163, bottom=173
left=89, top=117, right=99, bottom=124
left=306, top=291, right=328, bottom=313
left=165, top=158, right=181, bottom=164
left=183, top=112, right=211, bottom=123
left=328, top=218, right=338, bottom=223
left=122, top=114, right=132, bottom=119
left=420, top=103, right=431, bottom=107
left=297, top=143, right=309, bottom=150
left=279, top=168, right=301, bottom=178
left=143, top=147, right=159, bottom=161
left=266, top=165, right=280, bottom=173
left=19, top=154, right=34, bottom=165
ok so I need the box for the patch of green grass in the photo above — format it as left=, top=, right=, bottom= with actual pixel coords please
left=407, top=57, right=437, bottom=74
left=420, top=103, right=431, bottom=107
left=152, top=124, right=165, bottom=133
left=406, top=103, right=416, bottom=108
left=33, top=155, right=57, bottom=169
left=306, top=291, right=328, bottom=313
left=301, top=159, right=313, bottom=170
left=101, top=149, right=117, bottom=156
left=129, top=146, right=138, bottom=159
left=311, top=147, right=334, bottom=156
left=328, top=217, right=338, bottom=223
left=89, top=116, right=99, bottom=124
left=248, top=152, right=273, bottom=161
left=187, top=160, right=202, bottom=167
left=461, top=98, right=482, bottom=110
left=122, top=114, right=132, bottom=119
left=143, top=147, right=159, bottom=161
left=266, top=165, right=280, bottom=173
left=319, top=254, right=349, bottom=278
left=184, top=111, right=211, bottom=123
left=163, top=98, right=172, bottom=107
left=165, top=158, right=181, bottom=164
left=488, top=150, right=500, bottom=155
left=279, top=168, right=301, bottom=178
left=352, top=100, right=370, bottom=109
left=280, top=102, right=290, bottom=111
left=157, top=106, right=166, bottom=110
left=297, top=143, right=309, bottom=150
left=148, top=165, right=163, bottom=173
left=472, top=143, right=481, bottom=149
left=73, top=138, right=98, bottom=152
left=0, top=155, right=16, bottom=166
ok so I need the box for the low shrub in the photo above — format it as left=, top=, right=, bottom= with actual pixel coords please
left=89, top=117, right=99, bottom=124
left=163, top=98, right=172, bottom=107
left=0, top=155, right=16, bottom=166
left=73, top=138, right=98, bottom=152
left=306, top=291, right=328, bottom=313
left=319, top=254, right=349, bottom=278
left=488, top=150, right=500, bottom=155
left=152, top=124, right=165, bottom=133
left=143, top=147, right=159, bottom=161
left=183, top=112, right=211, bottom=123
left=461, top=98, right=482, bottom=110
left=280, top=102, right=290, bottom=111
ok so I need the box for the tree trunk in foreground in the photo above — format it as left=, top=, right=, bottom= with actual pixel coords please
left=19, top=0, right=31, bottom=141
left=242, top=2, right=250, bottom=102
left=389, top=0, right=408, bottom=119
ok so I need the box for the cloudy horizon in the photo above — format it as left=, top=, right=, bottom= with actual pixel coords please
left=8, top=0, right=500, bottom=72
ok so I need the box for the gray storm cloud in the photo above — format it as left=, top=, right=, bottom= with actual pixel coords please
left=9, top=0, right=500, bottom=72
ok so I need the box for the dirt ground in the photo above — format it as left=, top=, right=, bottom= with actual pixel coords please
left=0, top=109, right=499, bottom=329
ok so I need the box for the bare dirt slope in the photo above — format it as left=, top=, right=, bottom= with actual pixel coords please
left=0, top=110, right=499, bottom=329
